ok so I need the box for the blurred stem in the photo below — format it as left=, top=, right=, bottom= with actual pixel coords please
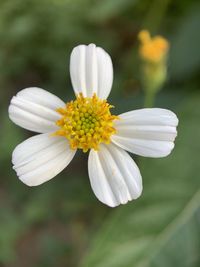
left=142, top=0, right=172, bottom=33
left=144, top=91, right=155, bottom=108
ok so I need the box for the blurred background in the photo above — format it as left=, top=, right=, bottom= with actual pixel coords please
left=0, top=0, right=200, bottom=266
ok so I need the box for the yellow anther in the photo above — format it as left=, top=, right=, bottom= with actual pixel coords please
left=90, top=129, right=94, bottom=134
left=81, top=108, right=87, bottom=113
left=75, top=115, right=79, bottom=121
left=55, top=93, right=118, bottom=152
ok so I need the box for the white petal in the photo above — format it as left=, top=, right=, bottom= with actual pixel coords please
left=70, top=44, right=113, bottom=99
left=8, top=87, right=65, bottom=133
left=88, top=143, right=142, bottom=207
left=12, top=133, right=76, bottom=186
left=112, top=108, right=178, bottom=158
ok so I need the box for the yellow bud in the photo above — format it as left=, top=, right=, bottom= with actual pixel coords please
left=138, top=30, right=169, bottom=105
left=138, top=29, right=169, bottom=63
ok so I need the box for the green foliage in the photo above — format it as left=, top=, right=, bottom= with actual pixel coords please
left=88, top=0, right=139, bottom=22
left=170, top=5, right=200, bottom=81
left=0, top=0, right=200, bottom=266
left=80, top=95, right=200, bottom=267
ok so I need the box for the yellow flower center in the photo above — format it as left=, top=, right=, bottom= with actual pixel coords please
left=138, top=30, right=169, bottom=63
left=55, top=93, right=118, bottom=152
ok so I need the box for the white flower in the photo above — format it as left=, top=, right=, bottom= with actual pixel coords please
left=8, top=44, right=178, bottom=207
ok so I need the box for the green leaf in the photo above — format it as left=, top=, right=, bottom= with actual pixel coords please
left=89, top=0, right=138, bottom=22
left=80, top=94, right=200, bottom=267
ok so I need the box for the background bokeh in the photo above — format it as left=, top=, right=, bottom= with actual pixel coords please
left=0, top=0, right=200, bottom=266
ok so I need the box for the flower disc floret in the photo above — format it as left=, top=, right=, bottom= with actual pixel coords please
left=55, top=93, right=118, bottom=152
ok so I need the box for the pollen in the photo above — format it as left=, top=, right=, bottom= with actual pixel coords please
left=138, top=30, right=169, bottom=63
left=55, top=93, right=118, bottom=152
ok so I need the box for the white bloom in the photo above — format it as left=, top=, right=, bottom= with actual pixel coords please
left=8, top=44, right=178, bottom=207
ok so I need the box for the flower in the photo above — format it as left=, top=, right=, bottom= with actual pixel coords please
left=138, top=30, right=169, bottom=63
left=8, top=44, right=178, bottom=207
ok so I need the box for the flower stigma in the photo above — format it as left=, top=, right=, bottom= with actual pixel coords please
left=55, top=93, right=118, bottom=152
